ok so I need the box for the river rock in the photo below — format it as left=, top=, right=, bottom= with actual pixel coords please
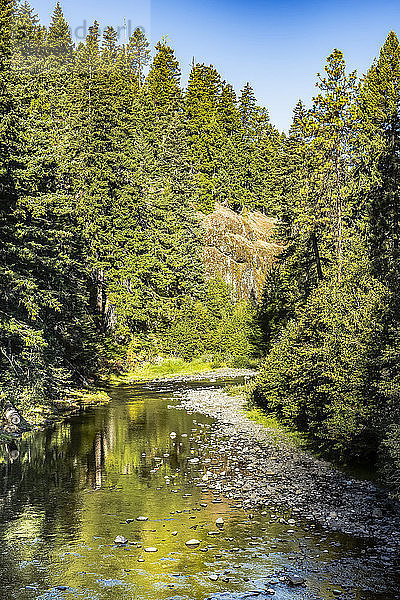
left=216, top=517, right=224, bottom=526
left=287, top=574, right=305, bottom=586
left=185, top=539, right=201, bottom=547
left=114, top=535, right=128, bottom=544
left=136, top=516, right=148, bottom=521
left=144, top=547, right=158, bottom=552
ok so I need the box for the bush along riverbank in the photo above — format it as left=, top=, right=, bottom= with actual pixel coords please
left=173, top=382, right=400, bottom=573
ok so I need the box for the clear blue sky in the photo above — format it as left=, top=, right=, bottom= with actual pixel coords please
left=33, top=0, right=400, bottom=130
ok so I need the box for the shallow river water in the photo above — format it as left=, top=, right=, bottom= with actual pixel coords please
left=0, top=377, right=398, bottom=600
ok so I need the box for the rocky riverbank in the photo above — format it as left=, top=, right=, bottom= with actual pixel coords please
left=173, top=384, right=400, bottom=568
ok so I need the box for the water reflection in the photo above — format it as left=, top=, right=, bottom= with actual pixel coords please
left=0, top=379, right=397, bottom=600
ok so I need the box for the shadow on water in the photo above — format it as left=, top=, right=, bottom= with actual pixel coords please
left=0, top=376, right=397, bottom=600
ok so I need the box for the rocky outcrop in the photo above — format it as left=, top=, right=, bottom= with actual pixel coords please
left=201, top=204, right=281, bottom=301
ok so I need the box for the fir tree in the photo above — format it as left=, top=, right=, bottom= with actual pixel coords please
left=127, top=26, right=150, bottom=86
left=359, top=31, right=400, bottom=292
left=145, top=39, right=181, bottom=111
left=45, top=2, right=73, bottom=65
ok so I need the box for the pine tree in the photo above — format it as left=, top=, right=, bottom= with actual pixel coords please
left=101, top=25, right=121, bottom=69
left=1, top=0, right=97, bottom=405
left=238, top=82, right=258, bottom=137
left=359, top=31, right=400, bottom=292
left=45, top=2, right=73, bottom=65
left=145, top=39, right=181, bottom=110
left=237, top=82, right=281, bottom=211
left=103, top=41, right=204, bottom=339
left=311, top=49, right=358, bottom=281
left=185, top=63, right=232, bottom=211
left=11, top=0, right=45, bottom=71
left=126, top=26, right=150, bottom=86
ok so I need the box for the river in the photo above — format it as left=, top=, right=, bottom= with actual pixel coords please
left=0, top=376, right=398, bottom=600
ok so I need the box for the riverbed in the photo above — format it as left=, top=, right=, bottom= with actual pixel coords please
left=0, top=374, right=398, bottom=600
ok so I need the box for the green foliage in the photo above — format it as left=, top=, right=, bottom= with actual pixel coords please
left=184, top=68, right=282, bottom=213
left=254, top=257, right=388, bottom=459
left=254, top=35, right=400, bottom=481
left=161, top=278, right=259, bottom=365
left=126, top=26, right=150, bottom=85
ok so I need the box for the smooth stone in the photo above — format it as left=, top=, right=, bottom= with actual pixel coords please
left=144, top=547, right=158, bottom=552
left=171, top=531, right=178, bottom=536
left=216, top=517, right=224, bottom=526
left=287, top=575, right=305, bottom=586
left=186, top=539, right=201, bottom=547
left=209, top=574, right=219, bottom=581
left=114, top=535, right=128, bottom=544
left=137, top=557, right=145, bottom=562
left=136, top=516, right=148, bottom=521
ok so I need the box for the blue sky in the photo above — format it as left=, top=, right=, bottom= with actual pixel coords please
left=32, top=0, right=400, bottom=130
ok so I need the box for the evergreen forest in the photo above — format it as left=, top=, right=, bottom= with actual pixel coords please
left=3, top=0, right=400, bottom=490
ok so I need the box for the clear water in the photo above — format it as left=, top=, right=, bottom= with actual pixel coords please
left=0, top=377, right=398, bottom=600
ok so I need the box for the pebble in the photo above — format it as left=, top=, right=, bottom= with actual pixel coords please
left=287, top=575, right=305, bottom=586
left=144, top=547, right=158, bottom=552
left=136, top=516, right=148, bottom=521
left=114, top=535, right=128, bottom=545
left=186, top=539, right=201, bottom=547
